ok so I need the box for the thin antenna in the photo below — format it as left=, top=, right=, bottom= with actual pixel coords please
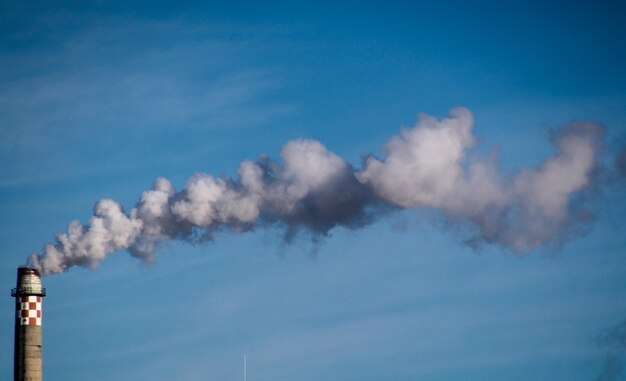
left=243, top=353, right=247, bottom=381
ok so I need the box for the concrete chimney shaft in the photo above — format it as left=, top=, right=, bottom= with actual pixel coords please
left=12, top=267, right=46, bottom=381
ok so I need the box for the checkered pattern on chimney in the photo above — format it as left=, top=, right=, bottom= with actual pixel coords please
left=17, top=296, right=42, bottom=326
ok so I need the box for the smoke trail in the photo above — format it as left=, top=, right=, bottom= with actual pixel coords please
left=28, top=107, right=607, bottom=275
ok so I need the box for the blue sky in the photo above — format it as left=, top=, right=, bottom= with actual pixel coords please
left=1, top=1, right=626, bottom=380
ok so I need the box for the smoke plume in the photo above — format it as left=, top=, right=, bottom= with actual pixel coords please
left=28, top=107, right=607, bottom=275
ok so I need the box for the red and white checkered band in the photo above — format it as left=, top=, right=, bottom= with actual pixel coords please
left=16, top=296, right=42, bottom=326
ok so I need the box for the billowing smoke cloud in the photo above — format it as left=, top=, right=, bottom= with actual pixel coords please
left=357, top=108, right=604, bottom=250
left=28, top=107, right=607, bottom=275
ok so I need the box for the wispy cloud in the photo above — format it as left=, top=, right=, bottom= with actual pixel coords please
left=0, top=15, right=294, bottom=187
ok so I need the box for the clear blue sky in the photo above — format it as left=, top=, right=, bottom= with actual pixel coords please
left=1, top=1, right=626, bottom=380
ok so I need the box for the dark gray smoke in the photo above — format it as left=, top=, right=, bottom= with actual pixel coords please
left=616, top=146, right=626, bottom=177
left=596, top=320, right=626, bottom=381
left=28, top=107, right=608, bottom=274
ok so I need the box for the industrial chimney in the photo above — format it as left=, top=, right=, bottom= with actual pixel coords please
left=11, top=267, right=46, bottom=381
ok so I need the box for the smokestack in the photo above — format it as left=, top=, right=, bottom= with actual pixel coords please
left=11, top=267, right=46, bottom=381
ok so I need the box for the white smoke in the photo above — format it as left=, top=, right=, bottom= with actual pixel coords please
left=28, top=107, right=607, bottom=275
left=356, top=107, right=477, bottom=208
left=356, top=108, right=604, bottom=250
left=30, top=199, right=143, bottom=274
